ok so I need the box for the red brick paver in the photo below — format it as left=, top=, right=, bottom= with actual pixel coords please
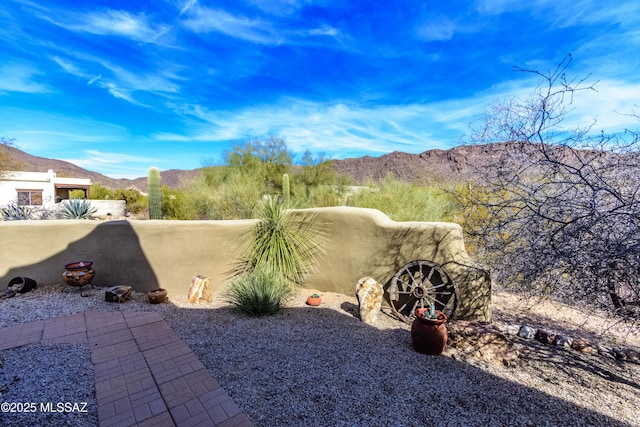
left=0, top=312, right=254, bottom=427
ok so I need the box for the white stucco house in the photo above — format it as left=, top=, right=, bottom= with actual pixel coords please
left=0, top=169, right=91, bottom=209
left=0, top=170, right=126, bottom=218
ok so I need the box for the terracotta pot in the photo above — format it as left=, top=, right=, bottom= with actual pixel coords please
left=411, top=308, right=448, bottom=355
left=7, top=276, right=37, bottom=294
left=62, top=261, right=95, bottom=287
left=147, top=288, right=168, bottom=304
left=306, top=294, right=321, bottom=306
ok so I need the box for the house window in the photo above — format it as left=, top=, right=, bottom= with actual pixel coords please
left=17, top=190, right=43, bottom=206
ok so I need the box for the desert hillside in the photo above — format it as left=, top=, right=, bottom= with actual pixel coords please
left=1, top=142, right=523, bottom=191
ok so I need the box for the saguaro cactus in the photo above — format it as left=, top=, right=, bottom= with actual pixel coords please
left=148, top=167, right=163, bottom=220
left=282, top=173, right=290, bottom=206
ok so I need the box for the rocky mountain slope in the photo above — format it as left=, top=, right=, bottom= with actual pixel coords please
left=1, top=142, right=517, bottom=190
left=331, top=143, right=511, bottom=184
left=0, top=144, right=200, bottom=191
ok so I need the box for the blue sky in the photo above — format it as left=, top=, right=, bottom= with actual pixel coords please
left=1, top=0, right=640, bottom=179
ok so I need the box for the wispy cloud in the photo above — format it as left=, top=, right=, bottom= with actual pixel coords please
left=0, top=108, right=131, bottom=150
left=0, top=63, right=50, bottom=93
left=246, top=0, right=312, bottom=17
left=59, top=150, right=159, bottom=178
left=44, top=9, right=171, bottom=43
left=179, top=0, right=199, bottom=16
left=181, top=6, right=282, bottom=44
left=415, top=16, right=458, bottom=41
left=51, top=53, right=180, bottom=106
left=157, top=98, right=477, bottom=157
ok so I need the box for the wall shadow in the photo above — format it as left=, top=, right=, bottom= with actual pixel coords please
left=1, top=221, right=160, bottom=292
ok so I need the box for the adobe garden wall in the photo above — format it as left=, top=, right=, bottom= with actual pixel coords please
left=0, top=207, right=491, bottom=321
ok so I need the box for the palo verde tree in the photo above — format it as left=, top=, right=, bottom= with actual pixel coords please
left=460, top=54, right=640, bottom=316
left=225, top=135, right=292, bottom=192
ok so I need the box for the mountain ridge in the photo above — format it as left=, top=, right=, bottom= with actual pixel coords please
left=1, top=142, right=513, bottom=190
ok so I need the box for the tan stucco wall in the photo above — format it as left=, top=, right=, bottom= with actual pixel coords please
left=0, top=207, right=491, bottom=321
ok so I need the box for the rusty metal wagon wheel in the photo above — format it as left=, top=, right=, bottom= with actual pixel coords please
left=387, top=260, right=457, bottom=323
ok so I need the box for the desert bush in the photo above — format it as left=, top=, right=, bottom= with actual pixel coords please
left=90, top=183, right=115, bottom=200
left=460, top=55, right=640, bottom=315
left=113, top=188, right=145, bottom=215
left=224, top=268, right=293, bottom=316
left=346, top=175, right=454, bottom=222
left=225, top=135, right=292, bottom=193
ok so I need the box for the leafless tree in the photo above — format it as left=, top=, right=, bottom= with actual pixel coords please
left=460, top=55, right=640, bottom=316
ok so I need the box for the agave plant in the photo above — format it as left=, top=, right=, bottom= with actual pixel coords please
left=1, top=203, right=33, bottom=220
left=59, top=199, right=98, bottom=219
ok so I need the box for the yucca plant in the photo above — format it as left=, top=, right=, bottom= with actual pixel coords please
left=224, top=268, right=292, bottom=316
left=227, top=196, right=325, bottom=315
left=59, top=199, right=97, bottom=219
left=237, top=196, right=324, bottom=287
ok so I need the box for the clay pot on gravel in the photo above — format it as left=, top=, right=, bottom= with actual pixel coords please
left=62, top=261, right=95, bottom=287
left=147, top=288, right=168, bottom=304
left=411, top=308, right=448, bottom=355
left=306, top=293, right=322, bottom=306
left=7, top=276, right=37, bottom=293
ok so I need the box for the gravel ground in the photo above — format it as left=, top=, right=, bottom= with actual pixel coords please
left=1, top=284, right=639, bottom=427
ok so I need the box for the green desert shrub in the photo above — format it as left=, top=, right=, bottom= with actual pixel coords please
left=59, top=199, right=97, bottom=219
left=224, top=268, right=292, bottom=316
left=346, top=175, right=454, bottom=222
left=89, top=183, right=115, bottom=200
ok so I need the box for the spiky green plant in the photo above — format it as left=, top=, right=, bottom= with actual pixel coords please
left=224, top=268, right=292, bottom=316
left=148, top=167, right=163, bottom=219
left=59, top=199, right=97, bottom=219
left=1, top=203, right=33, bottom=220
left=237, top=196, right=324, bottom=287
left=282, top=173, right=290, bottom=207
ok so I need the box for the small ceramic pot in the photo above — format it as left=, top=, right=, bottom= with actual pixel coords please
left=147, top=288, right=168, bottom=304
left=306, top=294, right=321, bottom=306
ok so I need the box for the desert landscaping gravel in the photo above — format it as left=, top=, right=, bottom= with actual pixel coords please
left=0, top=284, right=639, bottom=427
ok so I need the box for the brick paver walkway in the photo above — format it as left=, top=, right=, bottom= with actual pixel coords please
left=0, top=311, right=254, bottom=427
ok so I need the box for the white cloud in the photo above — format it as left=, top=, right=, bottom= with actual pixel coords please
left=179, top=0, right=199, bottom=16
left=0, top=107, right=130, bottom=150
left=415, top=16, right=457, bottom=41
left=51, top=54, right=180, bottom=105
left=306, top=25, right=339, bottom=37
left=246, top=0, right=312, bottom=17
left=158, top=98, right=474, bottom=157
left=0, top=64, right=50, bottom=93
left=181, top=7, right=282, bottom=44
left=47, top=9, right=171, bottom=43
left=58, top=150, right=158, bottom=178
